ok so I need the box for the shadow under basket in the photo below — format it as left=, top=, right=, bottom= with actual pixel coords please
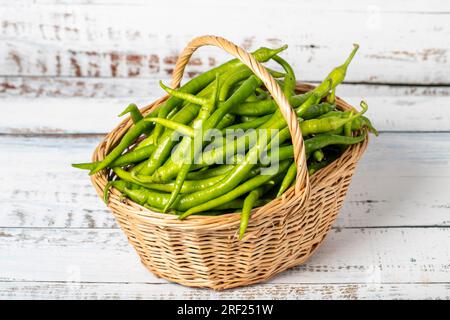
left=90, top=36, right=369, bottom=290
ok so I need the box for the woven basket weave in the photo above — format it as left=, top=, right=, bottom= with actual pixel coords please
left=90, top=36, right=368, bottom=290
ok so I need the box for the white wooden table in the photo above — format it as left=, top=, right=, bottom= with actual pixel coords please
left=0, top=0, right=449, bottom=300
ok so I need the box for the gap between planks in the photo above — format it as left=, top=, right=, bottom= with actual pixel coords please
left=2, top=76, right=450, bottom=87
left=0, top=227, right=448, bottom=285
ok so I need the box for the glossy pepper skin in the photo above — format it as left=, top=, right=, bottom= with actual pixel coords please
left=302, top=103, right=336, bottom=120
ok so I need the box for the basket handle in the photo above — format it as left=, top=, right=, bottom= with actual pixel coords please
left=171, top=35, right=310, bottom=196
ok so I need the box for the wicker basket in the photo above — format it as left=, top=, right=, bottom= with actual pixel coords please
left=90, top=36, right=368, bottom=290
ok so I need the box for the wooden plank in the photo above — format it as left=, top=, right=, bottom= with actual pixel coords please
left=1, top=82, right=450, bottom=133
left=0, top=1, right=449, bottom=84
left=2, top=0, right=450, bottom=12
left=0, top=133, right=449, bottom=228
left=0, top=281, right=447, bottom=300
left=0, top=135, right=118, bottom=228
left=2, top=77, right=450, bottom=101
left=0, top=227, right=448, bottom=285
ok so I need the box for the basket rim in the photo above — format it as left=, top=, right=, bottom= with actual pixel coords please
left=90, top=82, right=368, bottom=230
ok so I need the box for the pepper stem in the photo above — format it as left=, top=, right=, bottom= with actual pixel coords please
left=267, top=45, right=289, bottom=58
left=118, top=103, right=138, bottom=117
left=347, top=100, right=369, bottom=123
left=341, top=44, right=359, bottom=70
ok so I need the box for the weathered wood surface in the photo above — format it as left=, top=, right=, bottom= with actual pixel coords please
left=2, top=77, right=450, bottom=100
left=1, top=1, right=449, bottom=84
left=0, top=227, right=448, bottom=284
left=0, top=133, right=449, bottom=299
left=1, top=84, right=450, bottom=133
left=1, top=282, right=448, bottom=300
left=1, top=0, right=449, bottom=301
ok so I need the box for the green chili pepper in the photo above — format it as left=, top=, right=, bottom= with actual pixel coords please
left=133, top=103, right=202, bottom=177
left=239, top=170, right=287, bottom=235
left=164, top=76, right=221, bottom=211
left=244, top=92, right=260, bottom=102
left=121, top=171, right=260, bottom=210
left=344, top=111, right=354, bottom=137
left=222, top=114, right=272, bottom=132
left=150, top=53, right=242, bottom=145
left=300, top=101, right=367, bottom=136
left=103, top=180, right=128, bottom=203
left=352, top=116, right=379, bottom=136
left=174, top=131, right=270, bottom=213
left=230, top=99, right=276, bottom=116
left=319, top=109, right=378, bottom=136
left=313, top=149, right=325, bottom=162
left=304, top=131, right=367, bottom=155
left=179, top=160, right=291, bottom=219
left=319, top=110, right=347, bottom=119
left=240, top=115, right=259, bottom=122
left=72, top=145, right=155, bottom=171
left=135, top=104, right=182, bottom=151
left=276, top=161, right=296, bottom=197
left=302, top=103, right=336, bottom=120
left=118, top=103, right=143, bottom=124
left=199, top=126, right=291, bottom=171
left=239, top=187, right=265, bottom=240
left=150, top=44, right=287, bottom=143
left=144, top=118, right=194, bottom=137
left=327, top=88, right=336, bottom=104
left=159, top=81, right=209, bottom=106
left=125, top=172, right=225, bottom=193
left=296, top=44, right=359, bottom=116
left=139, top=77, right=255, bottom=181
left=123, top=187, right=170, bottom=208
left=185, top=165, right=235, bottom=180
left=89, top=119, right=156, bottom=175
left=272, top=55, right=296, bottom=99
left=216, top=113, right=236, bottom=130
left=151, top=76, right=261, bottom=183
left=219, top=68, right=253, bottom=101
left=220, top=67, right=286, bottom=102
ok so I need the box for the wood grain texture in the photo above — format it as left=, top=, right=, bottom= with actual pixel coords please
left=1, top=282, right=448, bottom=300
left=2, top=0, right=450, bottom=11
left=1, top=0, right=449, bottom=84
left=1, top=82, right=450, bottom=133
left=2, top=77, right=450, bottom=100
left=0, top=133, right=449, bottom=229
left=0, top=227, right=448, bottom=285
left=1, top=0, right=449, bottom=300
